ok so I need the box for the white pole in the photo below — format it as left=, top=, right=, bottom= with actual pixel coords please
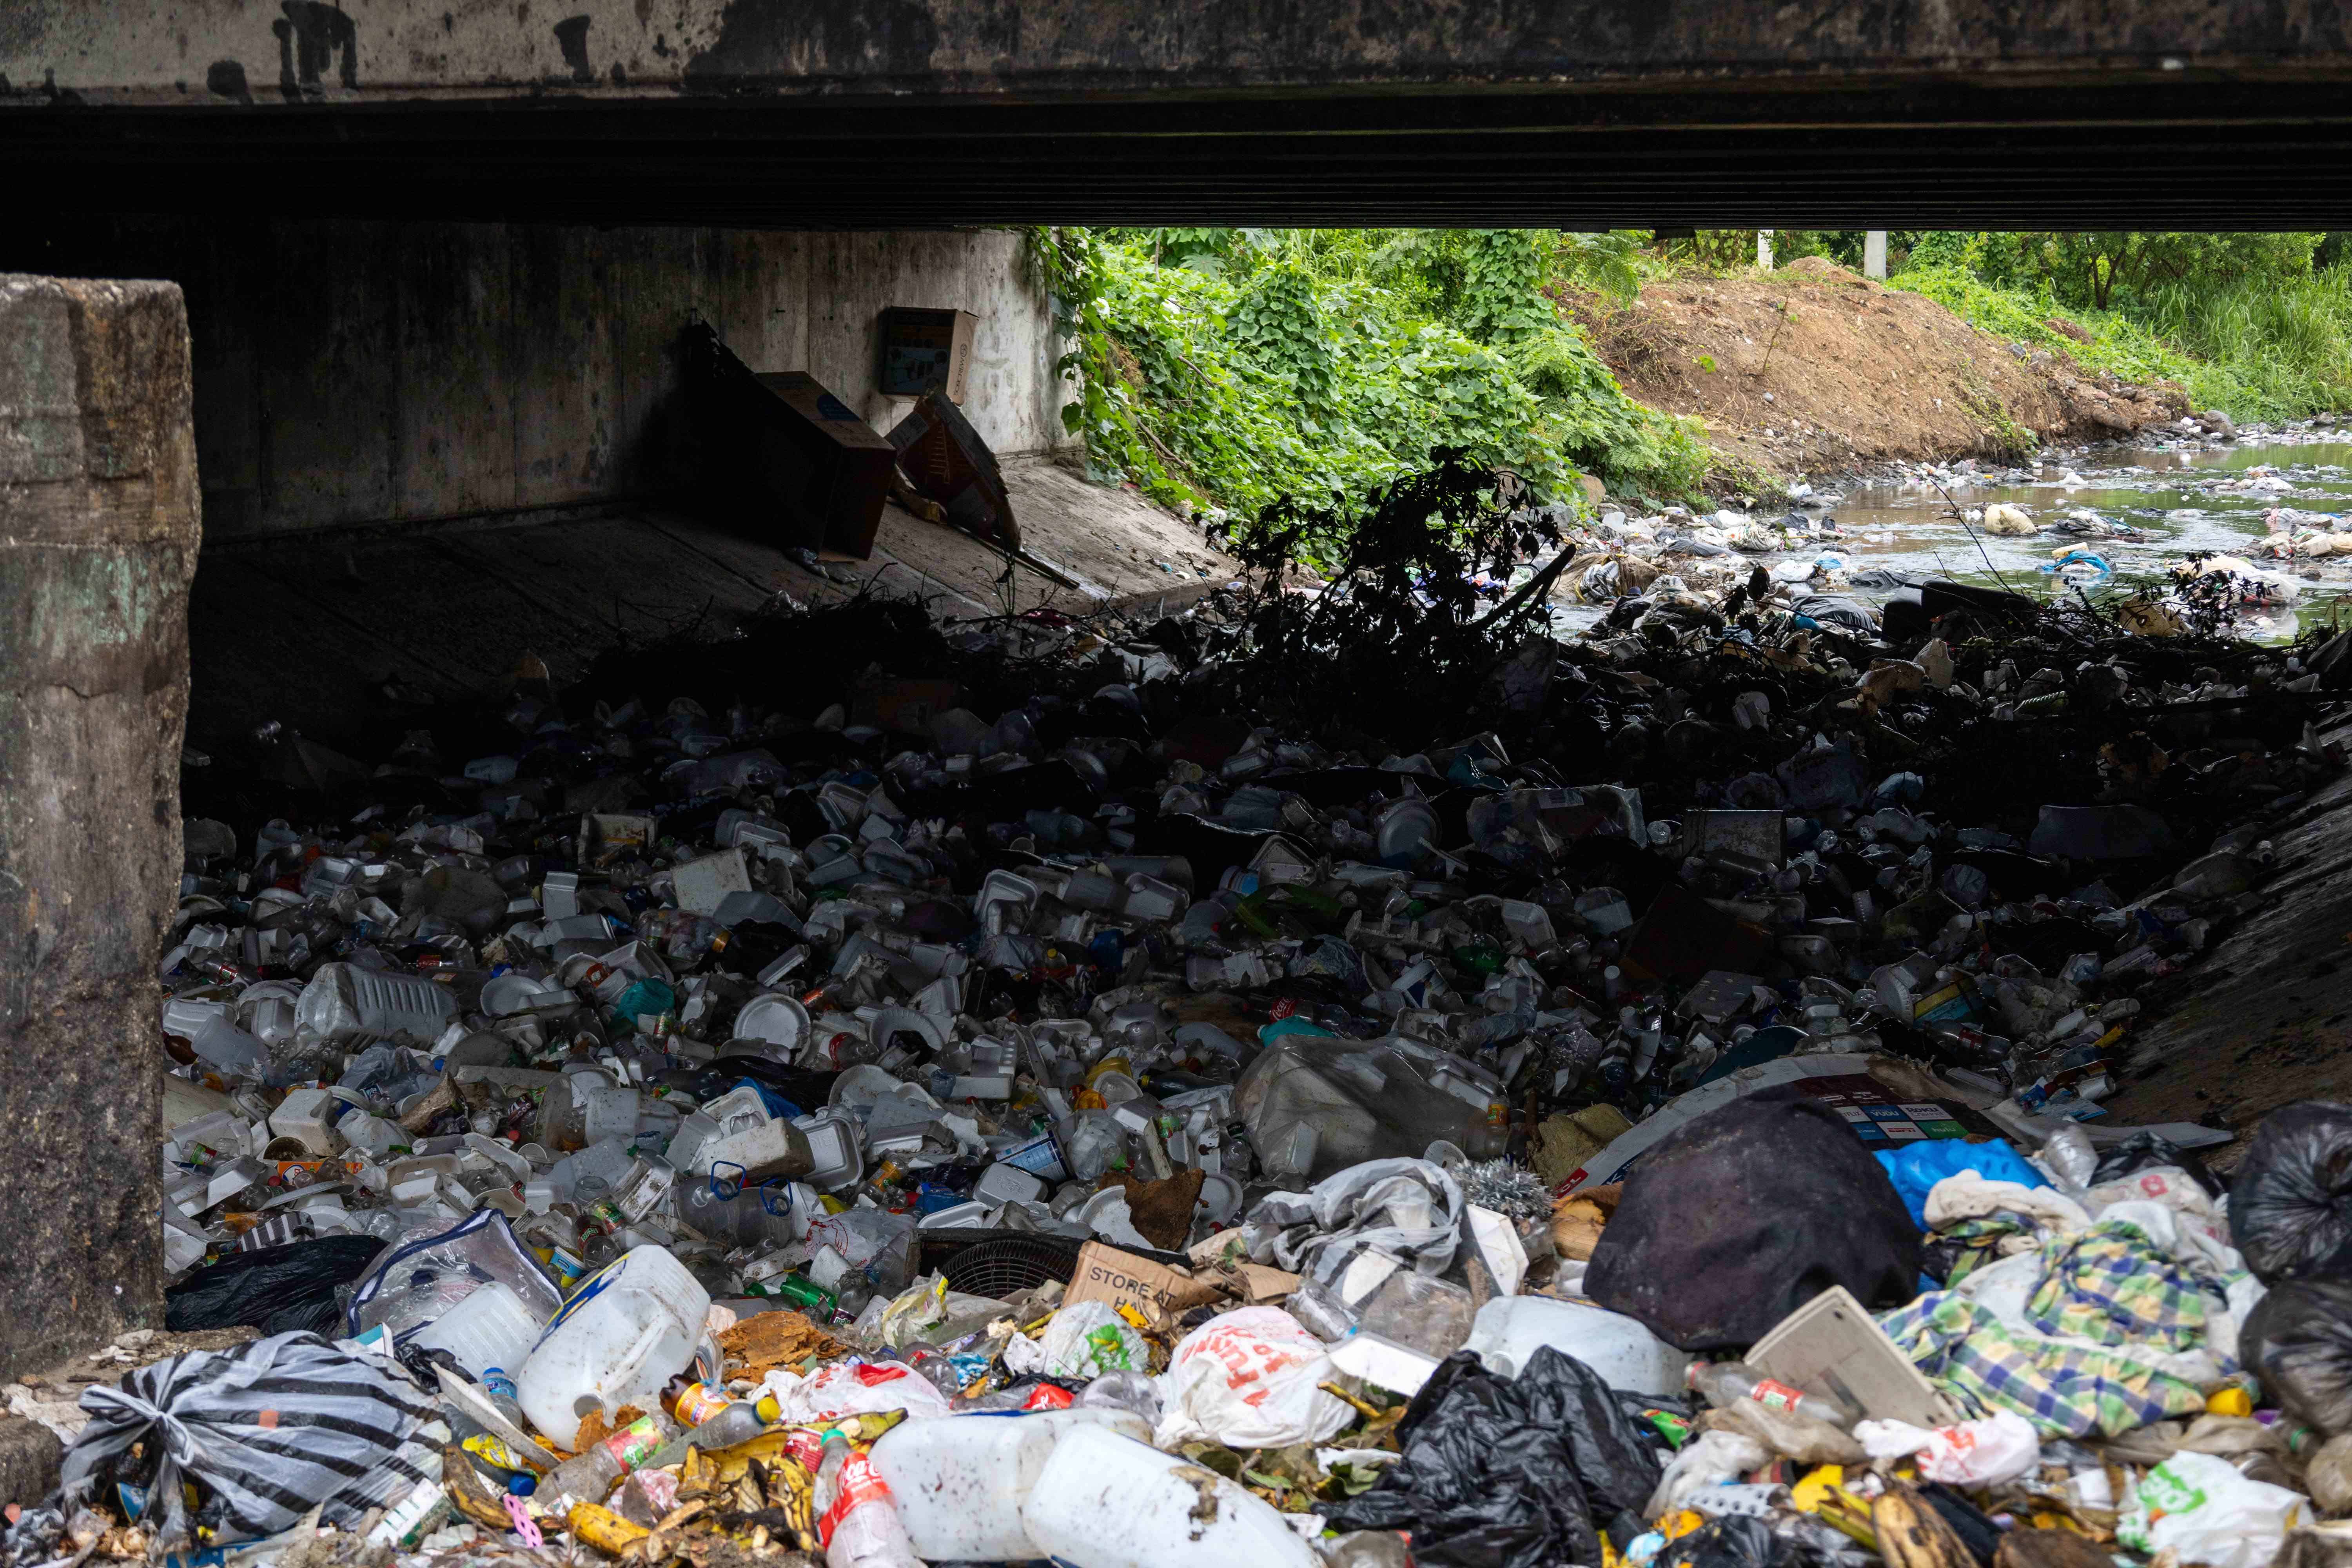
left=1864, top=230, right=1887, bottom=279
left=1757, top=230, right=1774, bottom=269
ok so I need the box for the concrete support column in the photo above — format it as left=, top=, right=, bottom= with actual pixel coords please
left=1864, top=230, right=1888, bottom=279
left=1757, top=230, right=1774, bottom=269
left=0, top=277, right=198, bottom=1376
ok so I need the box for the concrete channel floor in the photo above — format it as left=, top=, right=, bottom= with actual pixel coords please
left=2099, top=710, right=2352, bottom=1165
left=187, top=452, right=1239, bottom=750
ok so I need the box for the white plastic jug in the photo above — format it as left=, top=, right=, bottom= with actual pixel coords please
left=541, top=1071, right=642, bottom=1151
left=1461, top=1294, right=1690, bottom=1396
left=516, top=1245, right=710, bottom=1438
left=683, top=1106, right=812, bottom=1183
left=1020, top=1425, right=1314, bottom=1568
left=411, top=1280, right=544, bottom=1384
left=870, top=1409, right=1150, bottom=1561
left=296, top=962, right=458, bottom=1044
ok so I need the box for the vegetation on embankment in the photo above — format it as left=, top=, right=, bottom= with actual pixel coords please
left=1028, top=228, right=1712, bottom=530
left=1031, top=227, right=2352, bottom=527
left=1819, top=230, right=2352, bottom=423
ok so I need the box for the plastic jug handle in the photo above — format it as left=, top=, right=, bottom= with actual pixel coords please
left=616, top=1315, right=673, bottom=1385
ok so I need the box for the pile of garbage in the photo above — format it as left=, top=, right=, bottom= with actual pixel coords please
left=14, top=457, right=2352, bottom=1568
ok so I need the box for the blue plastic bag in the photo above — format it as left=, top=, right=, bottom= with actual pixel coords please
left=1876, top=1138, right=2047, bottom=1230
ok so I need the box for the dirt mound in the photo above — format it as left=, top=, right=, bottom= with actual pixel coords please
left=1577, top=257, right=2187, bottom=484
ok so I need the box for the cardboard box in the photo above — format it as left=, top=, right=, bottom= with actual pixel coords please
left=849, top=675, right=962, bottom=735
left=877, top=307, right=979, bottom=403
left=682, top=326, right=897, bottom=559
left=750, top=371, right=899, bottom=558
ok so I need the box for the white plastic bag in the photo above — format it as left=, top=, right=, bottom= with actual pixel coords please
left=1856, top=1411, right=2041, bottom=1486
left=2087, top=1169, right=2231, bottom=1250
left=1154, top=1305, right=1352, bottom=1450
left=1036, top=1300, right=1148, bottom=1380
left=760, top=1358, right=953, bottom=1424
left=2118, top=1451, right=2310, bottom=1568
left=1645, top=1430, right=1769, bottom=1516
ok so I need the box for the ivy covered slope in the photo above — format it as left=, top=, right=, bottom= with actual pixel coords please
left=1029, top=228, right=1711, bottom=527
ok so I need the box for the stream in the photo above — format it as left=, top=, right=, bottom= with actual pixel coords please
left=1822, top=432, right=2352, bottom=639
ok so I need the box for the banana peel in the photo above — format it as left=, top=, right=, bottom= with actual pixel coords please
left=441, top=1445, right=520, bottom=1533
left=569, top=1504, right=651, bottom=1557
left=1790, top=1464, right=1878, bottom=1551
left=1873, top=1484, right=1976, bottom=1568
left=682, top=1411, right=908, bottom=1486
left=1996, top=1527, right=2121, bottom=1568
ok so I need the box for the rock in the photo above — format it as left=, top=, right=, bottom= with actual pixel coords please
left=0, top=1415, right=64, bottom=1508
left=2201, top=409, right=2238, bottom=437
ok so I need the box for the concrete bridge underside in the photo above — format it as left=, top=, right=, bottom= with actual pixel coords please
left=9, top=0, right=2352, bottom=226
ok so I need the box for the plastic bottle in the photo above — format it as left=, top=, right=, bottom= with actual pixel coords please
left=1627, top=1010, right=1666, bottom=1083
left=477, top=1368, right=532, bottom=1435
left=748, top=1273, right=839, bottom=1319
left=1686, top=1361, right=1860, bottom=1431
left=1594, top=1034, right=1633, bottom=1094
left=814, top=1430, right=922, bottom=1568
left=410, top=1281, right=544, bottom=1384
left=537, top=1410, right=678, bottom=1512
left=869, top=1408, right=1153, bottom=1561
left=296, top=961, right=458, bottom=1044
left=1020, top=1424, right=1315, bottom=1568
left=661, top=1376, right=779, bottom=1449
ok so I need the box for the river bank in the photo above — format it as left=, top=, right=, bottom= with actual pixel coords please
left=1577, top=257, right=2194, bottom=486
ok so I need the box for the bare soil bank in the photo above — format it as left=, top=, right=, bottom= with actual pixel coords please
left=1577, top=258, right=2190, bottom=483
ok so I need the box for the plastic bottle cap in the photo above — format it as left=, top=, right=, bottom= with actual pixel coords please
left=2207, top=1387, right=2254, bottom=1417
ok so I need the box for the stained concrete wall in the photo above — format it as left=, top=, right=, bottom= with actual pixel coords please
left=11, top=0, right=2352, bottom=104
left=5, top=221, right=1068, bottom=539
left=0, top=274, right=195, bottom=1376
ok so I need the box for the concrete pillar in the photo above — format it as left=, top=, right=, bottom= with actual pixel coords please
left=1757, top=230, right=1774, bottom=269
left=0, top=276, right=198, bottom=1376
left=1864, top=230, right=1888, bottom=279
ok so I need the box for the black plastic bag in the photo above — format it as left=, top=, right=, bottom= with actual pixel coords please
left=165, top=1234, right=385, bottom=1337
left=1585, top=1089, right=1922, bottom=1351
left=2091, top=1131, right=2222, bottom=1199
left=1664, top=1517, right=1803, bottom=1568
left=1323, top=1347, right=1661, bottom=1568
left=2240, top=1277, right=2352, bottom=1436
left=2230, top=1101, right=2352, bottom=1283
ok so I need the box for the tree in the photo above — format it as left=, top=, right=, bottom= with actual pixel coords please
left=2025, top=232, right=2316, bottom=312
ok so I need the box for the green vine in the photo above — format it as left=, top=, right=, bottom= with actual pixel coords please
left=1027, top=225, right=1711, bottom=543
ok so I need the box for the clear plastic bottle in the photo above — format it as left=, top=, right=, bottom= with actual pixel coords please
left=661, top=1376, right=778, bottom=1449
left=1686, top=1361, right=1860, bottom=1431
left=537, top=1410, right=679, bottom=1511
left=814, top=1430, right=922, bottom=1568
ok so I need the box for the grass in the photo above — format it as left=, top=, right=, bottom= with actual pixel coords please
left=1895, top=263, right=2352, bottom=423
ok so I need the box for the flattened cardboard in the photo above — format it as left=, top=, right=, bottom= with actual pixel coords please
left=887, top=392, right=1019, bottom=549
left=1177, top=1232, right=1299, bottom=1302
left=1748, top=1284, right=1956, bottom=1427
left=1063, top=1241, right=1212, bottom=1321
